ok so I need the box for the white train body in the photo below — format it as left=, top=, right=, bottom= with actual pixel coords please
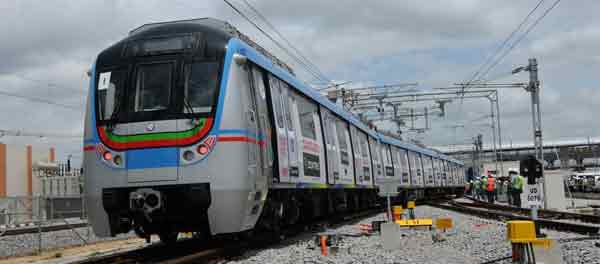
left=83, top=18, right=464, bottom=242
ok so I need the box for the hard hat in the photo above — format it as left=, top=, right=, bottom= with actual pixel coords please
left=508, top=168, right=519, bottom=174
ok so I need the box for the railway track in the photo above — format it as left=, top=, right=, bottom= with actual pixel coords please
left=460, top=197, right=600, bottom=224
left=0, top=220, right=88, bottom=236
left=71, top=208, right=383, bottom=264
left=428, top=199, right=600, bottom=235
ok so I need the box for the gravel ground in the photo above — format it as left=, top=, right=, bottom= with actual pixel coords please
left=0, top=224, right=135, bottom=258
left=227, top=206, right=600, bottom=264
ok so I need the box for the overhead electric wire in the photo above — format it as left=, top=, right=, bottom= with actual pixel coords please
left=223, top=0, right=332, bottom=85
left=0, top=89, right=81, bottom=110
left=0, top=72, right=85, bottom=94
left=461, top=0, right=546, bottom=89
left=454, top=0, right=561, bottom=128
left=475, top=0, right=562, bottom=82
left=240, top=0, right=331, bottom=85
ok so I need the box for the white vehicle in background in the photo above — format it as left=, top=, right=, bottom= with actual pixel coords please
left=571, top=172, right=600, bottom=192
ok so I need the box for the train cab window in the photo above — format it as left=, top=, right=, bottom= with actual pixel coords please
left=184, top=62, right=219, bottom=113
left=134, top=63, right=172, bottom=112
left=296, top=94, right=317, bottom=140
left=97, top=69, right=126, bottom=121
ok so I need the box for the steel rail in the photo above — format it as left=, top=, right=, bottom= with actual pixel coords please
left=462, top=197, right=600, bottom=224
left=429, top=202, right=600, bottom=235
left=1, top=221, right=88, bottom=236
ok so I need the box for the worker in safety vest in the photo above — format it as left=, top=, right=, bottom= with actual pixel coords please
left=473, top=178, right=481, bottom=199
left=480, top=176, right=487, bottom=201
left=486, top=174, right=496, bottom=203
left=509, top=169, right=524, bottom=207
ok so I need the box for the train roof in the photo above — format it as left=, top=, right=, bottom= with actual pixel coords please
left=129, top=18, right=295, bottom=75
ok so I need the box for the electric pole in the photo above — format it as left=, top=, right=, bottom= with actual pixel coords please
left=525, top=58, right=546, bottom=216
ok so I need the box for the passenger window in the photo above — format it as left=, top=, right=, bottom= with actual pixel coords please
left=295, top=94, right=317, bottom=139
left=360, top=134, right=369, bottom=158
left=280, top=82, right=294, bottom=131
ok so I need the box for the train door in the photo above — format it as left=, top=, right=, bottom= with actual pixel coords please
left=335, top=119, right=354, bottom=185
left=409, top=151, right=424, bottom=187
left=424, top=156, right=434, bottom=186
left=383, top=145, right=394, bottom=178
left=292, top=93, right=325, bottom=184
left=359, top=133, right=372, bottom=186
left=249, top=66, right=273, bottom=191
left=392, top=147, right=401, bottom=182
left=369, top=138, right=383, bottom=184
left=350, top=126, right=363, bottom=184
left=321, top=109, right=340, bottom=184
left=442, top=161, right=449, bottom=187
left=399, top=149, right=410, bottom=186
left=280, top=83, right=300, bottom=180
left=267, top=75, right=290, bottom=183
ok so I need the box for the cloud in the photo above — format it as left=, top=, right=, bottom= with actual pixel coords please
left=0, top=0, right=598, bottom=163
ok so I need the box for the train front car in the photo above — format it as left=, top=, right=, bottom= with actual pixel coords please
left=83, top=18, right=266, bottom=243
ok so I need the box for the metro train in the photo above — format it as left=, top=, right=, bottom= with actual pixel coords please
left=83, top=18, right=465, bottom=243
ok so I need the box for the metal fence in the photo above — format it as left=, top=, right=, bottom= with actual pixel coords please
left=0, top=195, right=86, bottom=226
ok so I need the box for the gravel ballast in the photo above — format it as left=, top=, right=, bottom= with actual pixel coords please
left=227, top=205, right=600, bottom=264
left=0, top=223, right=135, bottom=258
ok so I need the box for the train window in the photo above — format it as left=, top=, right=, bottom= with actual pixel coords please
left=360, top=134, right=369, bottom=158
left=133, top=63, right=172, bottom=112
left=183, top=62, right=219, bottom=113
left=280, top=82, right=295, bottom=130
left=335, top=119, right=348, bottom=151
left=399, top=148, right=410, bottom=184
left=268, top=75, right=284, bottom=128
left=97, top=69, right=126, bottom=121
left=295, top=94, right=317, bottom=140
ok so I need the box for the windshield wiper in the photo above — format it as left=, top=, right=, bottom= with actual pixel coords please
left=183, top=95, right=199, bottom=124
left=106, top=89, right=124, bottom=130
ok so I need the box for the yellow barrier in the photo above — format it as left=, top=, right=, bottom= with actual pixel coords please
left=435, top=217, right=453, bottom=231
left=395, top=218, right=433, bottom=227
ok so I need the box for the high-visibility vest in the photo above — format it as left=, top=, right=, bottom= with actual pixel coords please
left=512, top=175, right=524, bottom=191
left=486, top=177, right=496, bottom=191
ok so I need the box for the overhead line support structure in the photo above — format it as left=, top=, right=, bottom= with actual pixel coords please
left=349, top=89, right=503, bottom=175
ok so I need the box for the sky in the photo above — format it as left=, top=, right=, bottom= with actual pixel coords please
left=0, top=0, right=598, bottom=164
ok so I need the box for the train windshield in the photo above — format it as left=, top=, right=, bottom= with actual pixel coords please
left=95, top=59, right=221, bottom=123
left=97, top=70, right=126, bottom=121
left=134, top=63, right=172, bottom=112
left=184, top=61, right=219, bottom=113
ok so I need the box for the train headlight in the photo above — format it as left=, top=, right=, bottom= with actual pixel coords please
left=197, top=144, right=209, bottom=155
left=183, top=150, right=195, bottom=161
left=113, top=154, right=123, bottom=166
left=103, top=151, right=113, bottom=161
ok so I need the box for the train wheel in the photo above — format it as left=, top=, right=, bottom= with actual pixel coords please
left=159, top=231, right=179, bottom=245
